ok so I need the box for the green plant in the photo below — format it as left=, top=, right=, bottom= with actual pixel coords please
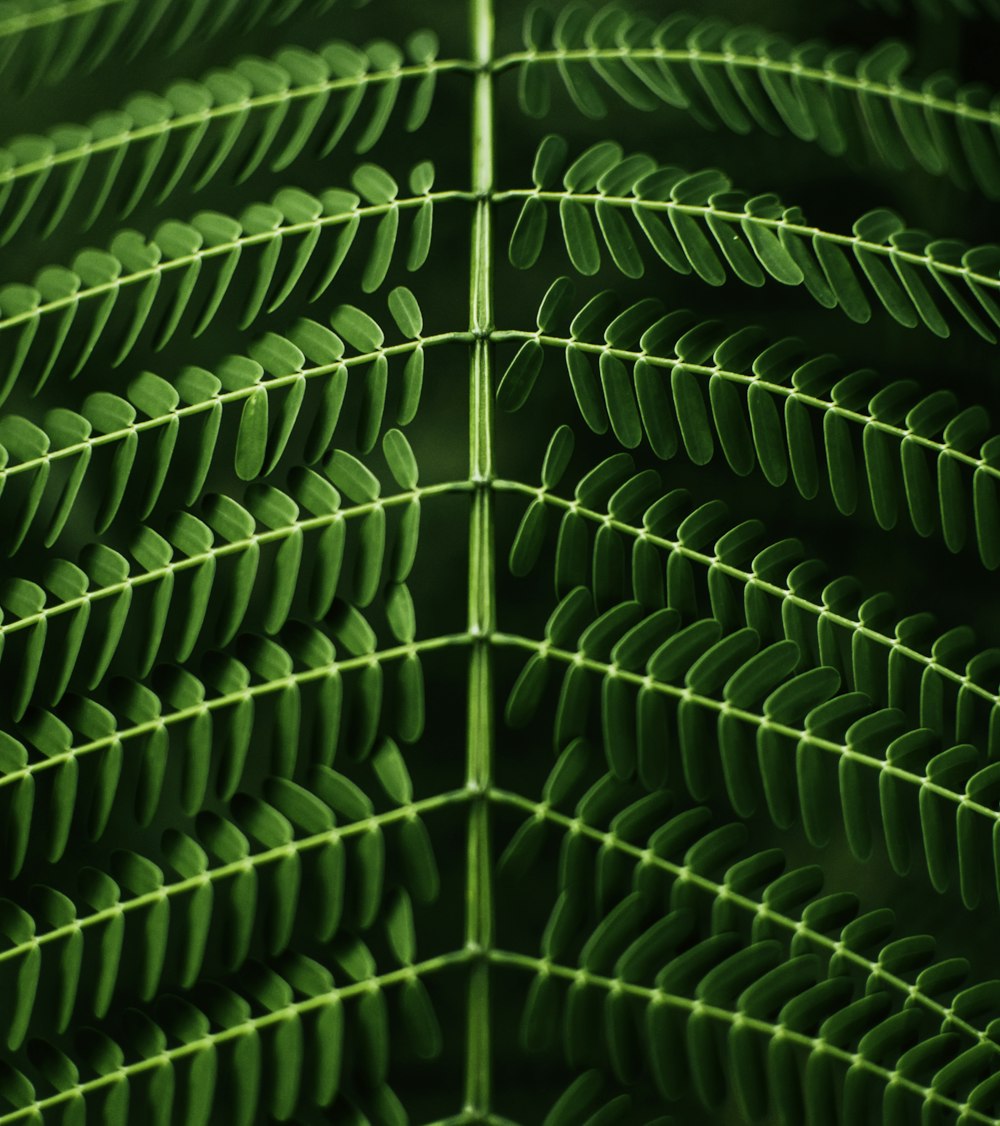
left=0, top=0, right=999, bottom=1122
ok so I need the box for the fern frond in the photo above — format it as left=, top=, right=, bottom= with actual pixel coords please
left=497, top=283, right=1000, bottom=565
left=494, top=757, right=1000, bottom=1059
left=494, top=919, right=1000, bottom=1125
left=504, top=7, right=1000, bottom=197
left=0, top=617, right=450, bottom=874
left=0, top=296, right=456, bottom=554
left=497, top=445, right=1000, bottom=753
left=0, top=946, right=457, bottom=1126
left=0, top=169, right=451, bottom=404
left=0, top=0, right=353, bottom=95
left=0, top=768, right=446, bottom=1049
left=3, top=0, right=997, bottom=1117
left=497, top=588, right=1000, bottom=910
left=0, top=445, right=451, bottom=720
left=502, top=138, right=1000, bottom=340
left=0, top=35, right=453, bottom=246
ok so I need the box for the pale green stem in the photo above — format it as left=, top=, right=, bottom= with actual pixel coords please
left=491, top=330, right=999, bottom=481
left=0, top=482, right=471, bottom=637
left=492, top=46, right=1000, bottom=133
left=0, top=791, right=469, bottom=965
left=0, top=634, right=474, bottom=789
left=0, top=192, right=476, bottom=335
left=0, top=62, right=475, bottom=188
left=464, top=0, right=495, bottom=1116
left=491, top=190, right=1000, bottom=293
left=0, top=335, right=471, bottom=489
left=0, top=0, right=124, bottom=37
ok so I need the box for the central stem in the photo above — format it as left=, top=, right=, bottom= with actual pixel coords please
left=465, top=0, right=495, bottom=1119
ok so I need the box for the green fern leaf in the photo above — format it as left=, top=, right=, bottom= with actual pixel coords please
left=0, top=0, right=999, bottom=1122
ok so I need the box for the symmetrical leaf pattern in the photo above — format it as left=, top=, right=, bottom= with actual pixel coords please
left=0, top=0, right=998, bottom=1123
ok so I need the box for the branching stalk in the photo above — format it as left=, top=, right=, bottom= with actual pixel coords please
left=465, top=0, right=496, bottom=1116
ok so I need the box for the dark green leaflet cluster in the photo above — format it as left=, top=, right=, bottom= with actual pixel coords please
left=498, top=753, right=1000, bottom=1123
left=0, top=289, right=431, bottom=554
left=0, top=756, right=440, bottom=1049
left=0, top=2, right=463, bottom=1090
left=507, top=137, right=1000, bottom=340
left=499, top=281, right=1000, bottom=567
left=0, top=0, right=455, bottom=1108
left=0, top=32, right=440, bottom=246
left=498, top=748, right=1000, bottom=1051
left=0, top=950, right=421, bottom=1126
left=0, top=0, right=347, bottom=95
left=0, top=165, right=436, bottom=406
left=514, top=6, right=1000, bottom=198
left=0, top=759, right=441, bottom=1125
left=0, top=429, right=422, bottom=717
left=503, top=577, right=1000, bottom=909
left=502, top=439, right=1000, bottom=880
left=539, top=1070, right=669, bottom=1126
left=503, top=433, right=1000, bottom=748
left=0, top=468, right=425, bottom=919
left=493, top=404, right=1000, bottom=1114
left=0, top=600, right=427, bottom=863
left=1, top=0, right=999, bottom=1121
left=0, top=390, right=438, bottom=1121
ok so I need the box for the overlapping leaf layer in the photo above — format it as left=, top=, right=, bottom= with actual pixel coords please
left=0, top=0, right=998, bottom=1123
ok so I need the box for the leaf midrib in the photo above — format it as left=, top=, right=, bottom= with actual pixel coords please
left=491, top=631, right=996, bottom=821
left=488, top=949, right=998, bottom=1126
left=495, top=330, right=993, bottom=478
left=493, top=45, right=1000, bottom=130
left=490, top=787, right=999, bottom=1055
left=495, top=479, right=999, bottom=716
left=493, top=189, right=1000, bottom=292
left=0, top=60, right=473, bottom=186
left=0, top=790, right=468, bottom=963
left=0, top=481, right=467, bottom=635
left=0, top=633, right=472, bottom=788
left=0, top=0, right=125, bottom=38
left=0, top=948, right=472, bottom=1125
left=0, top=191, right=472, bottom=333
left=0, top=335, right=470, bottom=487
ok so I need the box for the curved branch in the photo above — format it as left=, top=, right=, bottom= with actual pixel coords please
left=489, top=948, right=998, bottom=1126
left=489, top=786, right=999, bottom=1056
left=493, top=479, right=1000, bottom=722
